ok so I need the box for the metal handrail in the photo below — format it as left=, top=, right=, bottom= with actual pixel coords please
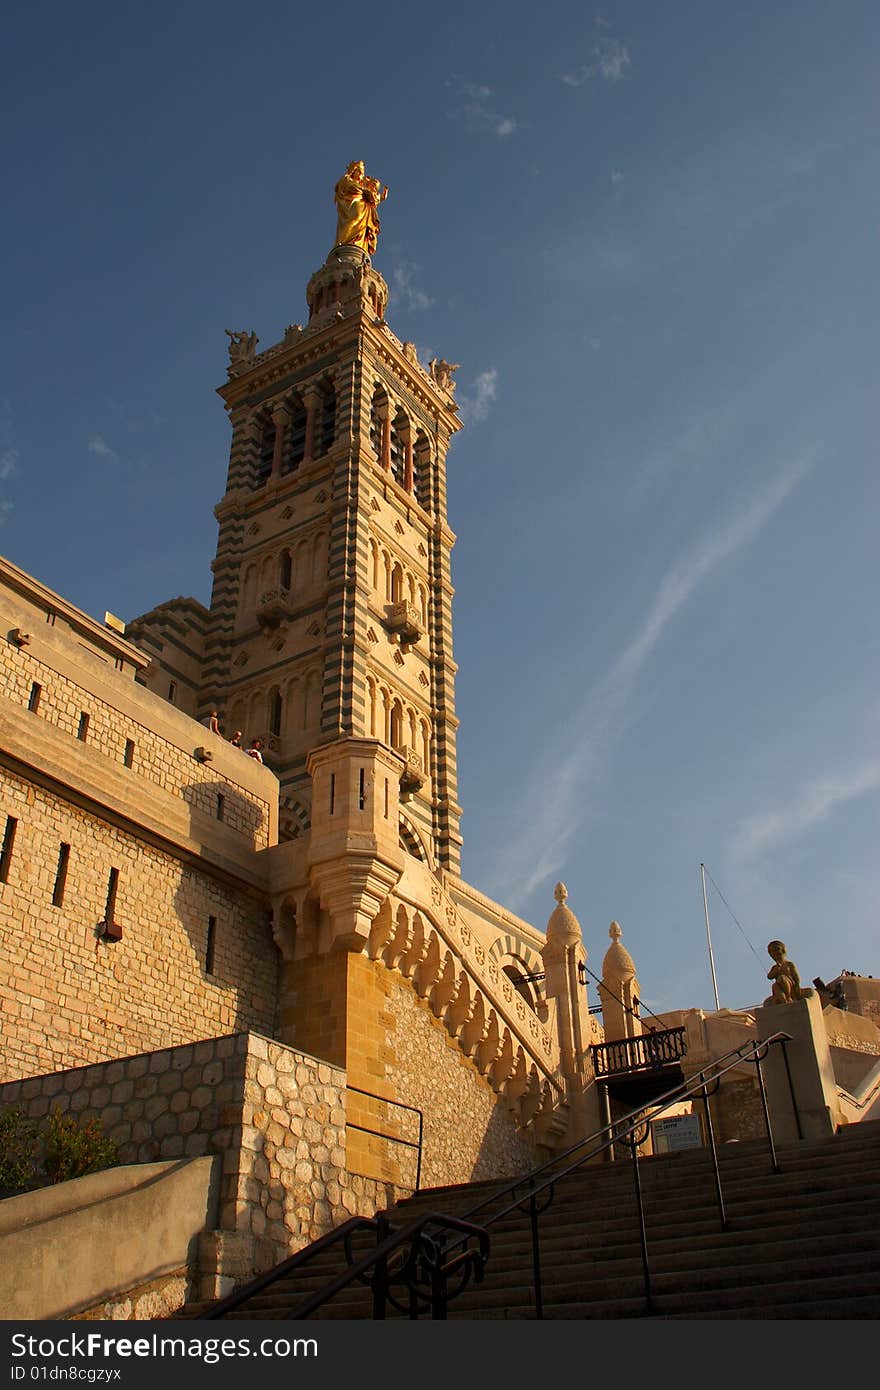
left=346, top=1084, right=424, bottom=1191
left=591, top=1025, right=689, bottom=1078
left=205, top=1030, right=795, bottom=1320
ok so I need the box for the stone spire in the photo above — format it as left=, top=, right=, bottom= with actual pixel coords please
left=600, top=920, right=643, bottom=1043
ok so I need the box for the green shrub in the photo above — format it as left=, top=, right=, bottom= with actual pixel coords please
left=42, top=1110, right=119, bottom=1185
left=0, top=1106, right=39, bottom=1191
left=0, top=1106, right=119, bottom=1193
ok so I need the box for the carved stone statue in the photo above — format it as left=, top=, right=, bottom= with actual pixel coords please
left=334, top=161, right=389, bottom=255
left=225, top=329, right=258, bottom=365
left=765, top=940, right=809, bottom=1005
left=429, top=358, right=460, bottom=391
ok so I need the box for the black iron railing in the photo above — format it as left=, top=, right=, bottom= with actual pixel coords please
left=591, top=1025, right=688, bottom=1078
left=346, top=1085, right=424, bottom=1191
left=204, top=1030, right=796, bottom=1321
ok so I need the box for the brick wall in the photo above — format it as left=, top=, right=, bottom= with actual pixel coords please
left=0, top=771, right=278, bottom=1080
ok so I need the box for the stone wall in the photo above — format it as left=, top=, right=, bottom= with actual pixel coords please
left=0, top=1032, right=405, bottom=1288
left=0, top=771, right=278, bottom=1080
left=0, top=637, right=271, bottom=847
left=358, top=968, right=537, bottom=1190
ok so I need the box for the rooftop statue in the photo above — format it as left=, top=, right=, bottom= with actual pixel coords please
left=334, top=160, right=389, bottom=256
left=224, top=329, right=258, bottom=366
left=765, top=939, right=810, bottom=1005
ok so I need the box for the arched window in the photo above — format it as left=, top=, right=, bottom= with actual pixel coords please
left=389, top=408, right=407, bottom=487
left=368, top=537, right=380, bottom=592
left=318, top=379, right=336, bottom=456
left=414, top=431, right=432, bottom=511
left=286, top=395, right=307, bottom=472
left=390, top=562, right=404, bottom=604
left=269, top=688, right=283, bottom=738
left=279, top=550, right=292, bottom=590
left=255, top=413, right=275, bottom=487
left=389, top=700, right=403, bottom=749
left=370, top=386, right=387, bottom=460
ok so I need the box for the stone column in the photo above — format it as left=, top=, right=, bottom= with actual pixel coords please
left=302, top=385, right=322, bottom=465
left=271, top=403, right=290, bottom=479
left=402, top=426, right=414, bottom=493
left=540, top=884, right=600, bottom=1141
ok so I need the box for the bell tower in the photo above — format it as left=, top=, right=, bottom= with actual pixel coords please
left=200, top=170, right=463, bottom=872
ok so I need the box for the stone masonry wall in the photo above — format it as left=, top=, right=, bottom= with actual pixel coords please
left=0, top=772, right=277, bottom=1080
left=381, top=973, right=537, bottom=1189
left=0, top=641, right=270, bottom=846
left=0, top=1032, right=405, bottom=1290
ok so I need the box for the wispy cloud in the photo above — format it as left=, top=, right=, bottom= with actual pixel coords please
left=458, top=368, right=498, bottom=425
left=0, top=400, right=18, bottom=524
left=487, top=450, right=817, bottom=905
left=731, top=759, right=880, bottom=863
left=563, top=21, right=631, bottom=86
left=88, top=433, right=118, bottom=461
left=447, top=78, right=518, bottom=138
left=390, top=256, right=433, bottom=312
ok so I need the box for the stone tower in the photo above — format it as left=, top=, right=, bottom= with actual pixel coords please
left=134, top=218, right=464, bottom=875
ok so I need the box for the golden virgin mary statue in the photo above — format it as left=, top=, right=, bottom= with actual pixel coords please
left=334, top=160, right=389, bottom=255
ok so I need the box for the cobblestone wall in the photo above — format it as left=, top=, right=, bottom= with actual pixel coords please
left=0, top=1033, right=405, bottom=1284
left=0, top=772, right=277, bottom=1080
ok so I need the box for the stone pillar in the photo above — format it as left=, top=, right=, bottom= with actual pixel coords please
left=270, top=403, right=290, bottom=479
left=540, top=884, right=600, bottom=1140
left=755, top=992, right=842, bottom=1141
left=402, top=426, right=414, bottom=493
left=302, top=385, right=322, bottom=465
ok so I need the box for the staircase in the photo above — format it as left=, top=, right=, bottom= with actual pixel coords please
left=191, top=1119, right=880, bottom=1320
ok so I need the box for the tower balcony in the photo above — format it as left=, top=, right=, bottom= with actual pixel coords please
left=385, top=601, right=423, bottom=644
left=397, top=746, right=425, bottom=795
left=256, top=585, right=293, bottom=629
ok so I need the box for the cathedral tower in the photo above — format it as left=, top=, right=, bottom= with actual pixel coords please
left=136, top=174, right=464, bottom=874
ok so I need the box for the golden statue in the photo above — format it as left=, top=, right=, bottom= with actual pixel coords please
left=765, top=940, right=807, bottom=1005
left=334, top=160, right=389, bottom=255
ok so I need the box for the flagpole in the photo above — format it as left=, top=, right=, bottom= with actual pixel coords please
left=701, top=862, right=721, bottom=1012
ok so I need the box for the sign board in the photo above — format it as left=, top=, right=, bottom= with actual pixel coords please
left=651, top=1113, right=703, bottom=1154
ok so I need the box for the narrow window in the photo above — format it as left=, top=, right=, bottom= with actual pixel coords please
left=77, top=712, right=90, bottom=742
left=216, top=793, right=225, bottom=822
left=384, top=778, right=389, bottom=818
left=123, top=739, right=135, bottom=768
left=205, top=916, right=217, bottom=975
left=114, top=657, right=125, bottom=671
left=329, top=773, right=335, bottom=815
left=269, top=688, right=283, bottom=737
left=52, top=843, right=70, bottom=907
left=104, top=867, right=119, bottom=923
left=167, top=680, right=177, bottom=703
left=358, top=767, right=366, bottom=811
left=0, top=816, right=18, bottom=884
left=27, top=682, right=42, bottom=713
left=45, top=610, right=56, bottom=626
left=280, top=550, right=292, bottom=590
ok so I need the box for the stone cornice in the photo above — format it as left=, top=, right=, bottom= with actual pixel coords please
left=0, top=555, right=150, bottom=671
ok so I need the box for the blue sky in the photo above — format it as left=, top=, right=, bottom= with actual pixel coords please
left=3, top=1, right=877, bottom=1013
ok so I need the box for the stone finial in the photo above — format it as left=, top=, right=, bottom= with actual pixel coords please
left=546, top=882, right=582, bottom=945
left=602, top=920, right=636, bottom=981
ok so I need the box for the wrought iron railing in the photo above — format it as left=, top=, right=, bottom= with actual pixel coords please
left=202, top=1031, right=797, bottom=1320
left=591, top=1025, right=688, bottom=1078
